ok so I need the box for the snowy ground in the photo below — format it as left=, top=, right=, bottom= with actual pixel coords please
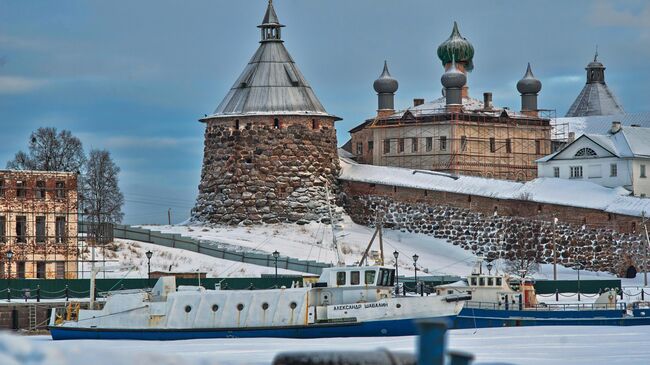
left=11, top=326, right=650, bottom=365
left=141, top=215, right=621, bottom=282
left=78, top=239, right=303, bottom=279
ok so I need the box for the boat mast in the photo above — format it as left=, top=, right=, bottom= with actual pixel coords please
left=325, top=182, right=344, bottom=266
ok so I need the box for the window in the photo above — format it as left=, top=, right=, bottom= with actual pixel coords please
left=55, top=181, right=65, bottom=198
left=425, top=137, right=433, bottom=152
left=273, top=118, right=280, bottom=129
left=378, top=269, right=393, bottom=286
left=336, top=271, right=346, bottom=285
left=439, top=136, right=447, bottom=151
left=487, top=277, right=494, bottom=286
left=36, top=181, right=46, bottom=199
left=0, top=179, right=5, bottom=197
left=350, top=271, right=360, bottom=285
left=0, top=216, right=5, bottom=243
left=398, top=138, right=404, bottom=153
left=312, top=119, right=318, bottom=129
left=55, top=217, right=66, bottom=243
left=496, top=278, right=502, bottom=286
left=642, top=164, right=647, bottom=178
left=489, top=138, right=496, bottom=153
left=553, top=167, right=560, bottom=178
left=364, top=270, right=376, bottom=285
left=411, top=138, right=418, bottom=152
left=570, top=166, right=583, bottom=179
left=55, top=261, right=65, bottom=279
left=36, top=216, right=46, bottom=243
left=356, top=142, right=363, bottom=155
left=234, top=119, right=240, bottom=129
left=383, top=139, right=391, bottom=154
left=16, top=181, right=26, bottom=198
left=16, top=262, right=25, bottom=279
left=610, top=163, right=618, bottom=177
left=368, top=141, right=374, bottom=151
left=460, top=136, right=467, bottom=151
left=505, top=139, right=512, bottom=153
left=36, top=261, right=46, bottom=279
left=575, top=147, right=597, bottom=158
left=15, top=216, right=26, bottom=243
left=535, top=140, right=541, bottom=155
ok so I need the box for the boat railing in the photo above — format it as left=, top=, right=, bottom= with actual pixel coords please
left=464, top=301, right=625, bottom=311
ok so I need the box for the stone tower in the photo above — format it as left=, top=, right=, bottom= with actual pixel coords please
left=192, top=1, right=341, bottom=225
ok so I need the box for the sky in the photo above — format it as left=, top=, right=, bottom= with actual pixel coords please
left=1, top=0, right=649, bottom=225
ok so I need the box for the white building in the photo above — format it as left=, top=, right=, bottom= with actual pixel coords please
left=537, top=122, right=650, bottom=197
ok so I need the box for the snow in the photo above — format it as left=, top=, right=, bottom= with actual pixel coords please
left=339, top=157, right=650, bottom=217
left=142, top=215, right=476, bottom=277
left=14, top=326, right=650, bottom=365
left=78, top=239, right=302, bottom=279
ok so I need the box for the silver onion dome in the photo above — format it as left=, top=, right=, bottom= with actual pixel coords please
left=441, top=57, right=466, bottom=89
left=517, top=63, right=542, bottom=94
left=373, top=61, right=399, bottom=94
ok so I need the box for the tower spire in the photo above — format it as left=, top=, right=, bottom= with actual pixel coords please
left=258, top=0, right=284, bottom=42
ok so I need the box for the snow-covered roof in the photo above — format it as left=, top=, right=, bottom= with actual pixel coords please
left=539, top=125, right=650, bottom=162
left=556, top=111, right=650, bottom=136
left=391, top=96, right=525, bottom=119
left=338, top=157, right=650, bottom=217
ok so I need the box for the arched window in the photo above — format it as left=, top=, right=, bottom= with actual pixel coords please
left=574, top=147, right=597, bottom=158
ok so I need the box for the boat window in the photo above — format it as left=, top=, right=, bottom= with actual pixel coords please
left=470, top=277, right=477, bottom=286
left=350, top=271, right=360, bottom=285
left=365, top=270, right=376, bottom=285
left=378, top=269, right=393, bottom=286
left=496, top=277, right=502, bottom=286
left=487, top=277, right=494, bottom=286
left=479, top=277, right=485, bottom=286
left=389, top=270, right=395, bottom=286
left=448, top=290, right=453, bottom=295
left=336, top=271, right=346, bottom=285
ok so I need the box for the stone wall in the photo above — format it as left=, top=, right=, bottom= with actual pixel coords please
left=193, top=115, right=340, bottom=225
left=341, top=181, right=647, bottom=276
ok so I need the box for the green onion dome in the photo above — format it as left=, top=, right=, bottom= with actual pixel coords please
left=437, top=21, right=474, bottom=72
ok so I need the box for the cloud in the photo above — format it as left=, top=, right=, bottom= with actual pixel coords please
left=0, top=76, right=49, bottom=94
left=588, top=1, right=650, bottom=28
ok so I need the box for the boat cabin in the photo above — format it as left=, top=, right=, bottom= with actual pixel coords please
left=316, top=266, right=395, bottom=288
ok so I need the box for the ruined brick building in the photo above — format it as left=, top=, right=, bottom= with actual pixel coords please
left=348, top=22, right=565, bottom=181
left=192, top=1, right=340, bottom=225
left=0, top=170, right=78, bottom=279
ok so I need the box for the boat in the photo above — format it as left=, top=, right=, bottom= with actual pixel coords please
left=49, top=265, right=465, bottom=340
left=435, top=260, right=650, bottom=328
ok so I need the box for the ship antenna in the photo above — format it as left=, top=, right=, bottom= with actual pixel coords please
left=325, top=182, right=344, bottom=266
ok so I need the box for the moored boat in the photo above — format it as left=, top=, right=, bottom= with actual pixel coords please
left=435, top=261, right=650, bottom=328
left=49, top=265, right=464, bottom=340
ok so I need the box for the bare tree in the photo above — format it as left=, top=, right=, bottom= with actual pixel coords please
left=6, top=127, right=86, bottom=172
left=82, top=149, right=124, bottom=227
left=504, top=241, right=540, bottom=278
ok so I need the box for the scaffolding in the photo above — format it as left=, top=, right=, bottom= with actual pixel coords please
left=354, top=105, right=561, bottom=181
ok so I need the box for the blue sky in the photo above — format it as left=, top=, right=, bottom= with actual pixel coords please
left=1, top=0, right=649, bottom=224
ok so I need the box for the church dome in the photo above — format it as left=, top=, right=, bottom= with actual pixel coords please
left=373, top=61, right=398, bottom=94
left=441, top=58, right=466, bottom=89
left=517, top=63, right=542, bottom=94
left=437, top=21, right=474, bottom=72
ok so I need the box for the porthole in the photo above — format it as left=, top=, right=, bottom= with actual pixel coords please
left=237, top=303, right=244, bottom=311
left=185, top=305, right=192, bottom=313
left=290, top=302, right=297, bottom=309
left=396, top=303, right=402, bottom=309
left=262, top=302, right=269, bottom=310
left=212, top=304, right=219, bottom=312
left=324, top=295, right=328, bottom=299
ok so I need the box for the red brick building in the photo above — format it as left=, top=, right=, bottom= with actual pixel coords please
left=0, top=170, right=78, bottom=279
